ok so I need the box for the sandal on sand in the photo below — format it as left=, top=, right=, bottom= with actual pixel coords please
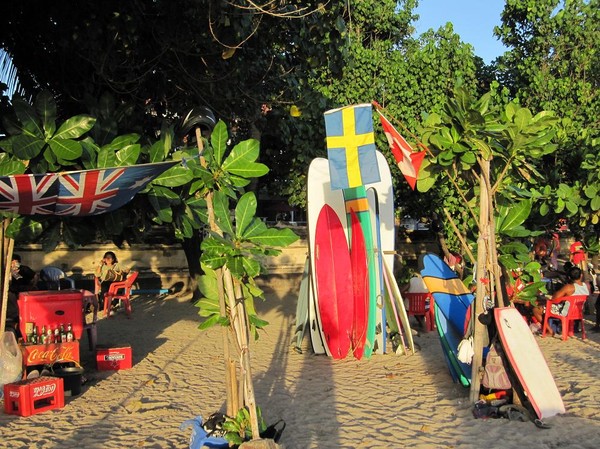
left=498, top=404, right=550, bottom=428
left=499, top=404, right=531, bottom=422
left=534, top=419, right=552, bottom=429
left=472, top=401, right=500, bottom=419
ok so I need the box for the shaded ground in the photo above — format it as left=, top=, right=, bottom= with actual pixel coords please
left=1, top=275, right=599, bottom=449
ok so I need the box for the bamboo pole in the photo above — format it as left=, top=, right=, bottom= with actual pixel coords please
left=194, top=128, right=260, bottom=437
left=480, top=161, right=506, bottom=308
left=217, top=267, right=239, bottom=414
left=194, top=129, right=238, bottom=416
left=442, top=208, right=475, bottom=265
left=227, top=271, right=260, bottom=439
left=470, top=159, right=490, bottom=403
left=1, top=219, right=15, bottom=334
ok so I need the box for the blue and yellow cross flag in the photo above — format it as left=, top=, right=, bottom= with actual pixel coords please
left=324, top=103, right=380, bottom=190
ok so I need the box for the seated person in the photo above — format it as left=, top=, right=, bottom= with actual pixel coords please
left=533, top=237, right=550, bottom=266
left=4, top=254, right=38, bottom=337
left=545, top=265, right=590, bottom=336
left=95, top=251, right=129, bottom=310
left=9, top=254, right=37, bottom=293
left=37, top=267, right=74, bottom=290
left=444, top=251, right=464, bottom=278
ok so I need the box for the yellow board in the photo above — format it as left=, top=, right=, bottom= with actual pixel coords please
left=422, top=276, right=470, bottom=296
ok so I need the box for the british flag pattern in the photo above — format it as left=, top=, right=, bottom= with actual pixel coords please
left=0, top=174, right=59, bottom=215
left=0, top=161, right=178, bottom=216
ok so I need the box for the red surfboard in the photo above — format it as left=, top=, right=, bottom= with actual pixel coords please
left=314, top=204, right=353, bottom=359
left=350, top=209, right=369, bottom=360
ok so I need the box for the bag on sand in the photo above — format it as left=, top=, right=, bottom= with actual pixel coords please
left=0, top=331, right=23, bottom=393
left=482, top=343, right=511, bottom=390
left=457, top=336, right=474, bottom=364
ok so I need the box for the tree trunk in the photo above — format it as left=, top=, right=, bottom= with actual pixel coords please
left=181, top=230, right=203, bottom=301
left=1, top=220, right=15, bottom=334
left=470, top=159, right=490, bottom=403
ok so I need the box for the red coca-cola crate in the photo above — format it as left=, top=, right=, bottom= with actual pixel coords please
left=96, top=345, right=132, bottom=371
left=18, top=290, right=84, bottom=340
left=20, top=341, right=80, bottom=367
left=4, top=376, right=65, bottom=417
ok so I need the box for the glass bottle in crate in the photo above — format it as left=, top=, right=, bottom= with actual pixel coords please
left=66, top=323, right=74, bottom=342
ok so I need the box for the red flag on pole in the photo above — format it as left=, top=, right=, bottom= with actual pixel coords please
left=376, top=110, right=425, bottom=190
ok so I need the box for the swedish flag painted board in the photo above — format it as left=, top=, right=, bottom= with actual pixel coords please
left=324, top=104, right=380, bottom=190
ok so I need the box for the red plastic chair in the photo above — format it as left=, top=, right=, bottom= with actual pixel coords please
left=405, top=292, right=434, bottom=332
left=542, top=294, right=588, bottom=341
left=102, top=272, right=139, bottom=318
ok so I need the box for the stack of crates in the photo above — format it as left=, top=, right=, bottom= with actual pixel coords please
left=3, top=376, right=65, bottom=417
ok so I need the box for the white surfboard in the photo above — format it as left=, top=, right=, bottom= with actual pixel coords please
left=294, top=257, right=310, bottom=353
left=367, top=188, right=385, bottom=353
left=307, top=158, right=347, bottom=356
left=382, top=257, right=415, bottom=354
left=366, top=151, right=396, bottom=353
left=495, top=307, right=565, bottom=419
left=369, top=151, right=395, bottom=273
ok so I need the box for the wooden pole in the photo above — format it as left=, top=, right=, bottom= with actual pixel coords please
left=443, top=207, right=475, bottom=265
left=470, top=159, right=490, bottom=403
left=1, top=219, right=15, bottom=334
left=194, top=129, right=238, bottom=416
left=232, top=278, right=261, bottom=438
left=194, top=128, right=260, bottom=437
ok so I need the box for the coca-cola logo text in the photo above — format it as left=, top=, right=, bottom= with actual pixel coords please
left=104, top=353, right=125, bottom=361
left=25, top=344, right=76, bottom=365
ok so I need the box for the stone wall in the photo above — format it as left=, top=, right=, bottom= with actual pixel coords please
left=15, top=227, right=441, bottom=291
left=14, top=226, right=312, bottom=292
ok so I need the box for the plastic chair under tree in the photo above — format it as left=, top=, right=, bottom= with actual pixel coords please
left=542, top=294, right=588, bottom=341
left=405, top=292, right=434, bottom=332
left=39, top=266, right=76, bottom=290
left=102, top=271, right=139, bottom=318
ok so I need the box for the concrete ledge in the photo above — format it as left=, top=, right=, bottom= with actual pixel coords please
left=14, top=226, right=443, bottom=292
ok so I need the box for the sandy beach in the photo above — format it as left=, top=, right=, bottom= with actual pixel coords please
left=2, top=273, right=600, bottom=449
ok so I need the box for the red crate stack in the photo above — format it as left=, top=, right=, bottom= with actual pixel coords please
left=18, top=290, right=84, bottom=340
left=4, top=376, right=65, bottom=417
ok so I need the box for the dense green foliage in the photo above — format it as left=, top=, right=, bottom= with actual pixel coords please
left=1, top=0, right=598, bottom=257
left=494, top=0, right=600, bottom=236
left=2, top=0, right=599, bottom=429
left=419, top=85, right=558, bottom=299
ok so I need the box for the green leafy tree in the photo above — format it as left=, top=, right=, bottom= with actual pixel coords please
left=0, top=90, right=299, bottom=439
left=417, top=85, right=558, bottom=400
left=279, top=0, right=482, bottom=211
left=495, top=0, right=600, bottom=236
left=419, top=86, right=558, bottom=300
